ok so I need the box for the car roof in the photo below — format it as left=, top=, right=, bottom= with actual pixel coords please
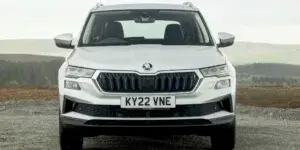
left=91, top=3, right=199, bottom=12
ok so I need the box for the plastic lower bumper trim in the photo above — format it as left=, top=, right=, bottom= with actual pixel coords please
left=60, top=114, right=235, bottom=136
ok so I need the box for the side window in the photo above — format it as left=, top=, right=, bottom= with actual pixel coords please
left=119, top=21, right=180, bottom=38
left=194, top=13, right=210, bottom=43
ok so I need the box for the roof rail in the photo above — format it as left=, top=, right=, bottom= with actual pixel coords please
left=95, top=2, right=104, bottom=7
left=91, top=2, right=104, bottom=10
left=182, top=2, right=196, bottom=8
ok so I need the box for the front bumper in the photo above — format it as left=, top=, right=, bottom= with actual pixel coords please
left=61, top=114, right=235, bottom=136
left=60, top=94, right=235, bottom=136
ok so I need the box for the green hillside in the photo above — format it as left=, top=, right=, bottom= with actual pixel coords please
left=235, top=63, right=300, bottom=77
left=0, top=54, right=63, bottom=62
left=235, top=63, right=300, bottom=86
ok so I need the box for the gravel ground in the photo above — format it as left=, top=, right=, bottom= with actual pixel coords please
left=0, top=100, right=300, bottom=150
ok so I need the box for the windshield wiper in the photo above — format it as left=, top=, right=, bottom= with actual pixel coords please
left=96, top=42, right=131, bottom=46
left=92, top=38, right=130, bottom=46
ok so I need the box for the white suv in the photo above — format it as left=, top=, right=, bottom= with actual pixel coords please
left=55, top=2, right=236, bottom=150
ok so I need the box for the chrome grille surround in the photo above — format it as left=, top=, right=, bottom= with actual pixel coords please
left=92, top=69, right=202, bottom=94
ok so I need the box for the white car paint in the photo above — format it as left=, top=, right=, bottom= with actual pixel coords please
left=67, top=45, right=226, bottom=71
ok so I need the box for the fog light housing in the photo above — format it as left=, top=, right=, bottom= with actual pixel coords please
left=64, top=80, right=81, bottom=90
left=215, top=79, right=230, bottom=89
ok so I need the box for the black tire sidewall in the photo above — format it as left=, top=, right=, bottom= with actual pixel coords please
left=59, top=112, right=83, bottom=150
left=211, top=117, right=236, bottom=150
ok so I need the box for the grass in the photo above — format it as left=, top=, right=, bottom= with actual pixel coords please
left=237, top=86, right=300, bottom=108
left=0, top=85, right=299, bottom=108
left=0, top=86, right=57, bottom=101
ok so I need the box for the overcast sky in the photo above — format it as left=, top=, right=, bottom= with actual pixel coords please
left=0, top=0, right=299, bottom=44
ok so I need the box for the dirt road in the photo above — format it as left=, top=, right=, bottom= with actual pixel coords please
left=0, top=100, right=300, bottom=150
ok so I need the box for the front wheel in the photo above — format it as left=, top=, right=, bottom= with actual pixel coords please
left=211, top=119, right=236, bottom=150
left=59, top=117, right=83, bottom=150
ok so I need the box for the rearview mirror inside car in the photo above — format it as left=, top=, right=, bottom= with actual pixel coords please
left=54, top=33, right=74, bottom=49
left=133, top=11, right=156, bottom=23
left=217, top=32, right=235, bottom=48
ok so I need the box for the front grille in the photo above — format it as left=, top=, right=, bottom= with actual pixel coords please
left=96, top=72, right=200, bottom=93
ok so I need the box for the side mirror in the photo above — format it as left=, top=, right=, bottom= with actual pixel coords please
left=217, top=32, right=235, bottom=48
left=54, top=33, right=74, bottom=49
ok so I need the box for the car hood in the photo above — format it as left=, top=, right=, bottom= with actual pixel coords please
left=67, top=45, right=226, bottom=73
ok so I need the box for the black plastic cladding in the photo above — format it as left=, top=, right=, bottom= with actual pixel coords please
left=63, top=94, right=233, bottom=118
left=96, top=72, right=200, bottom=93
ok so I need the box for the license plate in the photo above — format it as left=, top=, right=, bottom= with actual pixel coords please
left=120, top=96, right=176, bottom=109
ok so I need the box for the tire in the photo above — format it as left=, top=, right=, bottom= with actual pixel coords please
left=211, top=118, right=236, bottom=150
left=59, top=116, right=83, bottom=150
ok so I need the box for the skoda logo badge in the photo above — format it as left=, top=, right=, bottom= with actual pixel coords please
left=142, top=63, right=153, bottom=71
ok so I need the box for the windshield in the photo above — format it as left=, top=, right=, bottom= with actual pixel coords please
left=79, top=10, right=213, bottom=46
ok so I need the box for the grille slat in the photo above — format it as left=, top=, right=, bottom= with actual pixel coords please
left=115, top=75, right=121, bottom=90
left=123, top=76, right=128, bottom=91
left=154, top=77, right=159, bottom=91
left=138, top=77, right=142, bottom=91
left=108, top=75, right=114, bottom=90
left=182, top=75, right=188, bottom=90
left=189, top=75, right=194, bottom=89
left=175, top=76, right=181, bottom=90
left=168, top=76, right=172, bottom=91
left=130, top=75, right=135, bottom=90
left=97, top=72, right=199, bottom=93
left=161, top=76, right=166, bottom=91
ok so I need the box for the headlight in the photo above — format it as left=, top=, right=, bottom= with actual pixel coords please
left=65, top=66, right=95, bottom=78
left=200, top=65, right=229, bottom=77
